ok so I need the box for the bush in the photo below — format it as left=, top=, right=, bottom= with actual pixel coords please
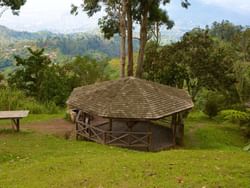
left=228, top=103, right=247, bottom=112
left=0, top=88, right=61, bottom=114
left=220, top=109, right=250, bottom=137
left=204, top=100, right=219, bottom=118
left=219, top=110, right=250, bottom=124
left=202, top=91, right=225, bottom=118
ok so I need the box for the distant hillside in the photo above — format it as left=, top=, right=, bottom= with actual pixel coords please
left=0, top=25, right=135, bottom=73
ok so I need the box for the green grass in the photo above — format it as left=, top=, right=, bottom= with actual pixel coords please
left=0, top=111, right=249, bottom=188
left=0, top=113, right=65, bottom=126
left=185, top=111, right=247, bottom=150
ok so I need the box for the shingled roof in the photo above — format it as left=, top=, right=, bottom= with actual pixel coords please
left=67, top=77, right=193, bottom=120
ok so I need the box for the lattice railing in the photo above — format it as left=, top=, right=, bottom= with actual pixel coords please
left=75, top=111, right=152, bottom=149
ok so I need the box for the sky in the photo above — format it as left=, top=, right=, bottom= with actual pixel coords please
left=0, top=0, right=249, bottom=33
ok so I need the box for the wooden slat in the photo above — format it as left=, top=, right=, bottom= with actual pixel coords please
left=0, top=111, right=29, bottom=119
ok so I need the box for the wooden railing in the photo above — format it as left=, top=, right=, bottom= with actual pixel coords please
left=76, top=118, right=152, bottom=150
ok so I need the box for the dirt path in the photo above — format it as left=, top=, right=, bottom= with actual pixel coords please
left=23, top=119, right=75, bottom=138
left=185, top=123, right=203, bottom=147
left=0, top=119, right=75, bottom=139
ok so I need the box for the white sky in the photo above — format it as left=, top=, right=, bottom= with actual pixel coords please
left=0, top=0, right=249, bottom=33
left=0, top=0, right=103, bottom=33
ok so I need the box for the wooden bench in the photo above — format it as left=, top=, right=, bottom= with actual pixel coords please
left=0, top=111, right=29, bottom=132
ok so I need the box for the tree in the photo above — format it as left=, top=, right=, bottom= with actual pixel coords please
left=209, top=20, right=243, bottom=43
left=0, top=72, right=4, bottom=88
left=39, top=65, right=71, bottom=106
left=135, top=0, right=190, bottom=78
left=143, top=29, right=237, bottom=101
left=126, top=0, right=134, bottom=76
left=0, top=73, right=3, bottom=82
left=143, top=41, right=188, bottom=88
left=8, top=48, right=51, bottom=98
left=120, top=0, right=126, bottom=77
left=234, top=28, right=250, bottom=102
left=72, top=0, right=126, bottom=78
left=64, top=56, right=109, bottom=88
left=0, top=0, right=26, bottom=17
left=72, top=0, right=190, bottom=78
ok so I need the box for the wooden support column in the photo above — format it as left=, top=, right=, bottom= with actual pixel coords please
left=108, top=118, right=113, bottom=142
left=127, top=121, right=134, bottom=146
left=176, top=113, right=184, bottom=146
left=171, top=114, right=177, bottom=146
left=147, top=123, right=152, bottom=151
left=75, top=111, right=80, bottom=140
left=76, top=122, right=79, bottom=140
left=109, top=118, right=113, bottom=131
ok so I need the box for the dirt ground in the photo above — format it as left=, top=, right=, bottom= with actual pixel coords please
left=24, top=119, right=75, bottom=137
left=1, top=119, right=75, bottom=139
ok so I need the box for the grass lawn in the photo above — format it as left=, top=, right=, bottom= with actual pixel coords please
left=0, top=113, right=65, bottom=126
left=0, top=112, right=249, bottom=188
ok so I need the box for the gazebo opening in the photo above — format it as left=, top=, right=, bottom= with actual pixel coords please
left=67, top=77, right=193, bottom=151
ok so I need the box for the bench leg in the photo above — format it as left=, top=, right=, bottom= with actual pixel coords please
left=16, top=118, right=20, bottom=132
left=12, top=119, right=20, bottom=132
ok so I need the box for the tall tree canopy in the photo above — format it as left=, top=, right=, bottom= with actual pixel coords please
left=72, top=0, right=190, bottom=77
left=0, top=0, right=26, bottom=17
left=143, top=28, right=237, bottom=101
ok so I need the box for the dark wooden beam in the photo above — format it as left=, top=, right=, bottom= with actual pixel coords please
left=147, top=123, right=152, bottom=151
left=171, top=114, right=177, bottom=145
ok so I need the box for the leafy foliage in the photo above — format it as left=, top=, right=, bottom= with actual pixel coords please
left=220, top=109, right=250, bottom=137
left=8, top=48, right=52, bottom=98
left=203, top=92, right=225, bottom=118
left=143, top=29, right=237, bottom=101
left=8, top=48, right=111, bottom=106
left=0, top=87, right=60, bottom=114
left=64, top=56, right=110, bottom=88
left=220, top=110, right=250, bottom=124
left=0, top=0, right=26, bottom=16
left=209, top=20, right=243, bottom=43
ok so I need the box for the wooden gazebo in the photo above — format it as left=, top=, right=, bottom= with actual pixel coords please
left=67, top=77, right=193, bottom=151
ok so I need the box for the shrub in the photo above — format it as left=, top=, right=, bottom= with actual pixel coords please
left=228, top=103, right=247, bottom=112
left=219, top=110, right=250, bottom=124
left=0, top=87, right=60, bottom=114
left=204, top=99, right=219, bottom=118
left=220, top=109, right=250, bottom=137
left=202, top=91, right=225, bottom=118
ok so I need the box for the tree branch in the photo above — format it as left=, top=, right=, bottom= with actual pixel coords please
left=0, top=7, right=9, bottom=18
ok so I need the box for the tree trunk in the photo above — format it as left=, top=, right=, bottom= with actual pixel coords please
left=136, top=3, right=149, bottom=78
left=126, top=0, right=133, bottom=77
left=119, top=1, right=126, bottom=78
left=156, top=22, right=160, bottom=45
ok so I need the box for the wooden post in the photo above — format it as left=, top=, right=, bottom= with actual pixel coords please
left=75, top=111, right=80, bottom=140
left=127, top=121, right=134, bottom=146
left=109, top=118, right=113, bottom=142
left=104, top=132, right=107, bottom=144
left=16, top=118, right=20, bottom=132
left=171, top=114, right=177, bottom=146
left=76, top=122, right=78, bottom=139
left=176, top=113, right=184, bottom=146
left=147, top=123, right=152, bottom=151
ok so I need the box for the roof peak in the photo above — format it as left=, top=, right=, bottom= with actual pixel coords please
left=67, top=77, right=193, bottom=119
